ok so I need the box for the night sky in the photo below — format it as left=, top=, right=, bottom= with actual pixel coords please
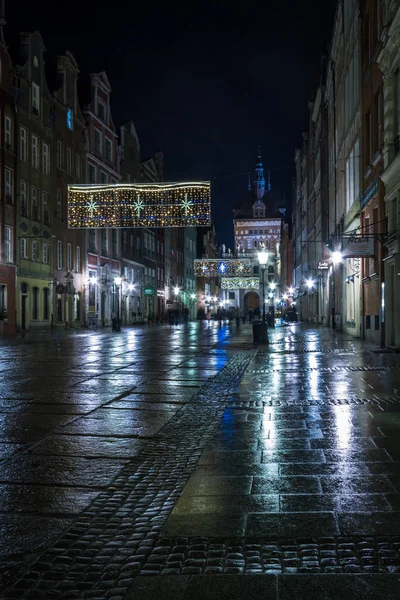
left=8, top=0, right=337, bottom=246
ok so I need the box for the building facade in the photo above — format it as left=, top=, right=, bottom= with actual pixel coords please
left=233, top=151, right=283, bottom=315
left=0, top=14, right=16, bottom=333
left=51, top=51, right=86, bottom=328
left=119, top=120, right=145, bottom=324
left=377, top=0, right=400, bottom=349
left=13, top=32, right=54, bottom=331
left=360, top=0, right=385, bottom=345
left=81, top=72, right=121, bottom=327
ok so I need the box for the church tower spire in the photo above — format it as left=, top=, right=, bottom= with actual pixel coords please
left=254, top=146, right=266, bottom=200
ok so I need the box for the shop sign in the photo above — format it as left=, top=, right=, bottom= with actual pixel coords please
left=157, top=289, right=165, bottom=297
left=342, top=236, right=374, bottom=258
left=144, top=287, right=155, bottom=296
left=318, top=261, right=329, bottom=270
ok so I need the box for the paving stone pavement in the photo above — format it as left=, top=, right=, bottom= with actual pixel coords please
left=1, top=323, right=400, bottom=598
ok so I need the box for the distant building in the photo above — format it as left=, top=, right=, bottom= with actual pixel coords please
left=232, top=149, right=284, bottom=315
left=0, top=12, right=16, bottom=333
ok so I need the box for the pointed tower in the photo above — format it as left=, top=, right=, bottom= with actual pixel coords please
left=253, top=147, right=266, bottom=218
left=254, top=146, right=266, bottom=200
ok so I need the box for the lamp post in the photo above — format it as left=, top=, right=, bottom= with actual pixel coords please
left=257, top=249, right=269, bottom=343
left=331, top=251, right=342, bottom=330
left=114, top=276, right=122, bottom=321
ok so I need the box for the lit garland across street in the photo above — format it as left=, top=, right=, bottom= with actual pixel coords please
left=221, top=277, right=260, bottom=290
left=67, top=182, right=211, bottom=228
left=194, top=259, right=253, bottom=277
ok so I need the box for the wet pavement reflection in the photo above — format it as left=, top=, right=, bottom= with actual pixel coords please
left=169, top=326, right=400, bottom=545
left=2, top=322, right=400, bottom=598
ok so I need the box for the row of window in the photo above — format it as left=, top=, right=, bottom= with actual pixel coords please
left=93, top=128, right=114, bottom=163
left=88, top=162, right=117, bottom=184
left=20, top=238, right=81, bottom=272
left=56, top=140, right=81, bottom=177
left=235, top=239, right=277, bottom=250
left=4, top=117, right=79, bottom=177
left=236, top=229, right=280, bottom=235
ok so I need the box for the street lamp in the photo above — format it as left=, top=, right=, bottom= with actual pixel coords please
left=114, top=276, right=122, bottom=321
left=257, top=250, right=268, bottom=322
left=331, top=251, right=342, bottom=329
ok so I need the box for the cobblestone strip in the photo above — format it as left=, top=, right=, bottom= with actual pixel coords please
left=2, top=351, right=254, bottom=600
left=140, top=536, right=400, bottom=575
left=228, top=397, right=400, bottom=408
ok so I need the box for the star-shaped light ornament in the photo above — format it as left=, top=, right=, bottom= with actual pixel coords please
left=87, top=199, right=98, bottom=218
left=201, top=265, right=208, bottom=273
left=238, top=263, right=244, bottom=272
left=133, top=196, right=145, bottom=217
left=219, top=262, right=227, bottom=273
left=181, top=194, right=194, bottom=216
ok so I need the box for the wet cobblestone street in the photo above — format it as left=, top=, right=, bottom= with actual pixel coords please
left=1, top=323, right=400, bottom=598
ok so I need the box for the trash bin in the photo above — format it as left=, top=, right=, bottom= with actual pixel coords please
left=253, top=319, right=268, bottom=345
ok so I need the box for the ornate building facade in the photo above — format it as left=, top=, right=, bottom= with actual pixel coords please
left=231, top=150, right=284, bottom=314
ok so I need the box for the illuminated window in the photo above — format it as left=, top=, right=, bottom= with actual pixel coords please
left=67, top=108, right=73, bottom=130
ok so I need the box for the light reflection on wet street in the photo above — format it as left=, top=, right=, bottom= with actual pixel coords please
left=2, top=323, right=400, bottom=598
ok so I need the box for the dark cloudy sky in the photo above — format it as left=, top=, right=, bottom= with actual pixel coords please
left=8, top=0, right=338, bottom=245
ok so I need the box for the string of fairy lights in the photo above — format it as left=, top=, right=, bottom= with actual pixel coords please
left=221, top=277, right=260, bottom=290
left=67, top=182, right=211, bottom=229
left=194, top=259, right=253, bottom=278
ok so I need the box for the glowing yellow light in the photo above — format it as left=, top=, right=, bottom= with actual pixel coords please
left=67, top=182, right=211, bottom=229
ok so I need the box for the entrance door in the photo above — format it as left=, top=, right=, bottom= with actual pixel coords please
left=21, top=295, right=27, bottom=330
left=244, top=291, right=260, bottom=313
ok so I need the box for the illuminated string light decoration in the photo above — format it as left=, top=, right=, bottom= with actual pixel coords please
left=68, top=182, right=211, bottom=228
left=221, top=277, right=260, bottom=290
left=194, top=259, right=252, bottom=277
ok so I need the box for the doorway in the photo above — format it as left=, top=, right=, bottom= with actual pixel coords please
left=244, top=291, right=260, bottom=313
left=21, top=295, right=27, bottom=330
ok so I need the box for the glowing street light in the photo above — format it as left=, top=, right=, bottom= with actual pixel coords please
left=174, top=287, right=180, bottom=296
left=332, top=251, right=343, bottom=264
left=270, top=282, right=276, bottom=291
left=306, top=279, right=314, bottom=289
left=282, top=294, right=288, bottom=301
left=114, top=276, right=122, bottom=286
left=288, top=287, right=294, bottom=295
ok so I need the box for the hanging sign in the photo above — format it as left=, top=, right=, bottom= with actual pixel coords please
left=318, top=261, right=329, bottom=270
left=342, top=236, right=374, bottom=258
left=144, top=287, right=155, bottom=296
